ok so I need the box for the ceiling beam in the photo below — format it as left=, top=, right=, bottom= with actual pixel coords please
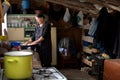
left=45, top=0, right=98, bottom=15
left=105, top=0, right=120, bottom=7
left=45, top=0, right=120, bottom=16
left=86, top=0, right=120, bottom=12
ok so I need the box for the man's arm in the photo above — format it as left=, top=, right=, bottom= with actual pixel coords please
left=23, top=38, right=33, bottom=45
left=29, top=36, right=44, bottom=45
left=29, top=22, right=50, bottom=46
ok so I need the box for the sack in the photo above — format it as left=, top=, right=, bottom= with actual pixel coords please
left=77, top=11, right=84, bottom=26
left=63, top=8, right=70, bottom=22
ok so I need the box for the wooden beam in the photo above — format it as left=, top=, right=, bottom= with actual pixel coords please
left=45, top=0, right=120, bottom=15
left=105, top=0, right=120, bottom=7
left=45, top=0, right=98, bottom=15
left=63, top=0, right=98, bottom=12
left=86, top=0, right=120, bottom=12
left=0, top=0, right=4, bottom=22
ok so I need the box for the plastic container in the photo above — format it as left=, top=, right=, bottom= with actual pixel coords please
left=21, top=0, right=30, bottom=9
left=10, top=41, right=21, bottom=47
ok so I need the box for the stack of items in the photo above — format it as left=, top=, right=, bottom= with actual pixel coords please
left=88, top=55, right=105, bottom=80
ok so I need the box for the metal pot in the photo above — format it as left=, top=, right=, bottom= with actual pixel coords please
left=4, top=51, right=33, bottom=79
left=20, top=45, right=31, bottom=50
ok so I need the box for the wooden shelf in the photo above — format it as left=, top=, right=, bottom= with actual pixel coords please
left=83, top=46, right=98, bottom=54
left=82, top=58, right=92, bottom=67
left=82, top=36, right=93, bottom=43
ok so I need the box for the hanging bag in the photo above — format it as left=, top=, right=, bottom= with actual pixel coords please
left=77, top=11, right=84, bottom=26
left=63, top=8, right=70, bottom=22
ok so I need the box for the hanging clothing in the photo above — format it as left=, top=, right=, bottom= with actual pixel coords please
left=88, top=18, right=98, bottom=36
left=92, top=7, right=117, bottom=58
left=58, top=37, right=77, bottom=56
left=112, top=11, right=120, bottom=58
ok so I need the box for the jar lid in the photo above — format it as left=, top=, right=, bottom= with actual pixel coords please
left=4, top=51, right=33, bottom=56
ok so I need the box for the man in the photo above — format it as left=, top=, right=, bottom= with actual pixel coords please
left=24, top=14, right=52, bottom=67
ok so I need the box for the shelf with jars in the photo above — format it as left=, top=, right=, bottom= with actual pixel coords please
left=7, top=14, right=36, bottom=40
left=7, top=14, right=36, bottom=28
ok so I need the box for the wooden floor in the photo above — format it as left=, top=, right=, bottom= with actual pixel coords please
left=59, top=68, right=96, bottom=80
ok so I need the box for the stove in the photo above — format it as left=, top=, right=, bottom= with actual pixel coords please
left=0, top=67, right=67, bottom=80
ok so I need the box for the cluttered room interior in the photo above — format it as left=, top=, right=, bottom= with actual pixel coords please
left=0, top=0, right=120, bottom=80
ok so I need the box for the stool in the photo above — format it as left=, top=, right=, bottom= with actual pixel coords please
left=59, top=53, right=78, bottom=68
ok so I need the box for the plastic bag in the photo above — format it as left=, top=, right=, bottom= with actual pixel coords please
left=63, top=8, right=70, bottom=22
left=58, top=37, right=77, bottom=56
left=77, top=11, right=84, bottom=26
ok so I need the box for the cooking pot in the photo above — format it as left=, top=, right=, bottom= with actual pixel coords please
left=20, top=45, right=31, bottom=50
left=4, top=51, right=33, bottom=79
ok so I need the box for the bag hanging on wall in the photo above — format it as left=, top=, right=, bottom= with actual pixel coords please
left=63, top=8, right=71, bottom=22
left=77, top=11, right=84, bottom=26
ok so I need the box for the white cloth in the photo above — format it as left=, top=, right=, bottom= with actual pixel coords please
left=63, top=8, right=70, bottom=22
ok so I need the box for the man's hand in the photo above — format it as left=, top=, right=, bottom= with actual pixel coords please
left=22, top=43, right=28, bottom=46
left=27, top=44, right=32, bottom=46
